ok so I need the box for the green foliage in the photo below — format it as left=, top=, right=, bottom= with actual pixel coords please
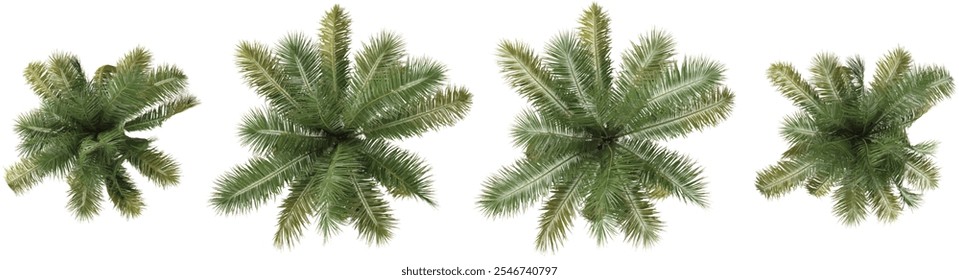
left=757, top=47, right=954, bottom=225
left=479, top=3, right=734, bottom=252
left=211, top=5, right=473, bottom=248
left=5, top=48, right=197, bottom=219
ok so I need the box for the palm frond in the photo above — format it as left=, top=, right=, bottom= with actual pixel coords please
left=65, top=156, right=104, bottom=221
left=910, top=140, right=937, bottom=156
left=844, top=55, right=866, bottom=98
left=349, top=31, right=406, bottom=123
left=496, top=40, right=574, bottom=120
left=831, top=181, right=868, bottom=226
left=237, top=107, right=328, bottom=155
left=345, top=31, right=406, bottom=125
left=348, top=172, right=397, bottom=245
left=13, top=109, right=70, bottom=156
left=583, top=211, right=618, bottom=246
left=623, top=85, right=733, bottom=140
left=236, top=41, right=301, bottom=118
left=115, top=47, right=152, bottom=74
left=277, top=32, right=322, bottom=96
left=616, top=138, right=709, bottom=207
left=104, top=165, right=145, bottom=218
left=616, top=30, right=676, bottom=88
left=91, top=65, right=117, bottom=91
left=361, top=139, right=435, bottom=205
left=273, top=176, right=317, bottom=248
left=863, top=130, right=909, bottom=168
left=273, top=144, right=362, bottom=248
left=347, top=57, right=446, bottom=126
left=577, top=3, right=613, bottom=110
left=876, top=65, right=954, bottom=125
left=23, top=61, right=59, bottom=99
left=317, top=4, right=352, bottom=106
left=54, top=92, right=103, bottom=124
left=5, top=142, right=77, bottom=193
left=210, top=154, right=313, bottom=215
left=869, top=47, right=912, bottom=94
left=779, top=112, right=818, bottom=146
left=309, top=144, right=365, bottom=242
left=134, top=64, right=190, bottom=114
left=756, top=159, right=817, bottom=199
left=106, top=48, right=153, bottom=119
left=544, top=31, right=601, bottom=126
left=275, top=32, right=338, bottom=129
left=124, top=93, right=199, bottom=131
left=352, top=31, right=405, bottom=93
left=122, top=138, right=181, bottom=188
left=896, top=183, right=923, bottom=208
left=313, top=195, right=352, bottom=243
left=804, top=172, right=836, bottom=197
left=767, top=62, right=821, bottom=113
left=510, top=109, right=589, bottom=158
left=611, top=29, right=676, bottom=124
left=809, top=52, right=847, bottom=103
left=535, top=170, right=589, bottom=252
left=903, top=150, right=939, bottom=190
left=361, top=86, right=472, bottom=139
left=46, top=52, right=87, bottom=93
left=478, top=154, right=581, bottom=217
left=643, top=57, right=725, bottom=108
left=582, top=151, right=624, bottom=245
left=85, top=129, right=124, bottom=152
left=866, top=186, right=901, bottom=223
left=614, top=185, right=662, bottom=247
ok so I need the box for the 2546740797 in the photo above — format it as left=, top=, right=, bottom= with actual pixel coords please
left=493, top=266, right=558, bottom=276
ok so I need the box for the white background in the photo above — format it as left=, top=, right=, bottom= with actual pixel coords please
left=1, top=0, right=956, bottom=279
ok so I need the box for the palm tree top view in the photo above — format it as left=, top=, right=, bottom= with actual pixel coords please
left=757, top=48, right=954, bottom=225
left=5, top=48, right=198, bottom=220
left=210, top=5, right=473, bottom=248
left=478, top=3, right=735, bottom=251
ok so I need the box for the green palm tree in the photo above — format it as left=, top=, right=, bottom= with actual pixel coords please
left=210, top=5, right=473, bottom=248
left=477, top=3, right=735, bottom=251
left=5, top=48, right=198, bottom=219
left=757, top=48, right=954, bottom=224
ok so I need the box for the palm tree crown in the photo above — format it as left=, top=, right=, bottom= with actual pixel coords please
left=5, top=48, right=198, bottom=219
left=757, top=48, right=954, bottom=224
left=478, top=3, right=735, bottom=251
left=210, top=5, right=473, bottom=248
